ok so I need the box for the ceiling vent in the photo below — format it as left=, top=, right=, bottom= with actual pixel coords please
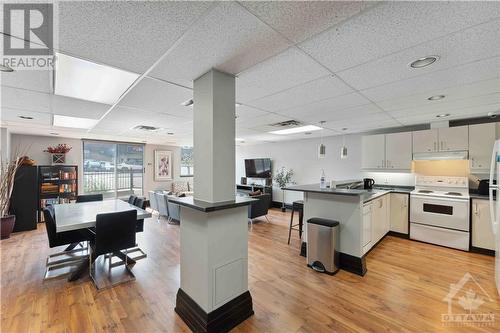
left=270, top=120, right=302, bottom=128
left=132, top=125, right=161, bottom=132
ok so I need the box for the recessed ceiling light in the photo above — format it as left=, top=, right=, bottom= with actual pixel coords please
left=436, top=113, right=450, bottom=118
left=270, top=125, right=322, bottom=135
left=0, top=64, right=14, bottom=72
left=54, top=52, right=139, bottom=104
left=18, top=115, right=34, bottom=120
left=428, top=95, right=445, bottom=101
left=53, top=115, right=99, bottom=129
left=49, top=132, right=59, bottom=136
left=409, top=56, right=439, bottom=68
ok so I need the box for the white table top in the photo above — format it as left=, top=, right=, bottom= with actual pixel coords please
left=54, top=199, right=152, bottom=233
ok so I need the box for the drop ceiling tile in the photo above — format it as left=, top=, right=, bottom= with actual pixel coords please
left=118, top=77, right=193, bottom=118
left=295, top=103, right=383, bottom=124
left=236, top=105, right=269, bottom=120
left=240, top=1, right=372, bottom=43
left=246, top=75, right=354, bottom=112
left=236, top=47, right=329, bottom=103
left=377, top=78, right=500, bottom=112
left=58, top=1, right=213, bottom=73
left=278, top=92, right=372, bottom=121
left=338, top=19, right=500, bottom=90
left=0, top=70, right=52, bottom=93
left=51, top=95, right=110, bottom=119
left=300, top=1, right=500, bottom=72
left=0, top=107, right=52, bottom=125
left=236, top=113, right=292, bottom=130
left=389, top=94, right=500, bottom=119
left=149, top=2, right=291, bottom=87
left=362, top=56, right=500, bottom=102
left=1, top=86, right=51, bottom=113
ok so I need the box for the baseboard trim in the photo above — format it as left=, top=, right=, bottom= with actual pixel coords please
left=175, top=288, right=254, bottom=333
left=470, top=246, right=495, bottom=256
left=387, top=231, right=409, bottom=239
left=339, top=252, right=367, bottom=276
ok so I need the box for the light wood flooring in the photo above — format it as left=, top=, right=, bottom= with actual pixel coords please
left=1, top=208, right=499, bottom=332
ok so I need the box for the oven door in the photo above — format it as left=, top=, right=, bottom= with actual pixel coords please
left=410, top=195, right=469, bottom=231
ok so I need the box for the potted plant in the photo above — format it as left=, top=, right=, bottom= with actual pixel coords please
left=273, top=167, right=295, bottom=212
left=0, top=156, right=23, bottom=239
left=44, top=144, right=72, bottom=165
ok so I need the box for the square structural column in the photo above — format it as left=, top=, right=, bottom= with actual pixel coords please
left=174, top=69, right=255, bottom=333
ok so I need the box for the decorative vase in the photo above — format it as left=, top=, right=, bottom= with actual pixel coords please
left=1, top=215, right=15, bottom=239
left=51, top=153, right=66, bottom=165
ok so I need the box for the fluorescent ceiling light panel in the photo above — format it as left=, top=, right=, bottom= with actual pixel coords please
left=53, top=115, right=99, bottom=129
left=269, top=125, right=322, bottom=135
left=54, top=52, right=139, bottom=104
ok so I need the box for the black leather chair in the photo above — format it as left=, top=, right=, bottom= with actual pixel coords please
left=43, top=206, right=90, bottom=279
left=89, top=210, right=137, bottom=289
left=133, top=198, right=146, bottom=232
left=248, top=194, right=271, bottom=225
left=76, top=194, right=103, bottom=203
left=128, top=195, right=137, bottom=205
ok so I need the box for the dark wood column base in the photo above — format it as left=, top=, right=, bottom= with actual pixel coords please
left=339, top=252, right=367, bottom=276
left=300, top=242, right=307, bottom=257
left=175, top=288, right=254, bottom=333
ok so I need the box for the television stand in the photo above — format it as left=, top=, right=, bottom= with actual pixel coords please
left=236, top=184, right=273, bottom=208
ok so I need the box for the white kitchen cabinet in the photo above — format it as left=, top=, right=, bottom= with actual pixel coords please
left=412, top=129, right=438, bottom=153
left=385, top=132, right=412, bottom=170
left=472, top=199, right=495, bottom=251
left=371, top=195, right=389, bottom=245
left=362, top=203, right=372, bottom=254
left=469, top=123, right=496, bottom=171
left=361, top=134, right=385, bottom=169
left=438, top=126, right=468, bottom=151
left=390, top=193, right=409, bottom=234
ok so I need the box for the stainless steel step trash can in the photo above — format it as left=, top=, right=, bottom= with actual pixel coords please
left=307, top=218, right=340, bottom=275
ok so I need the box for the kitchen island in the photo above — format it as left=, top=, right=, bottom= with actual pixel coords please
left=284, top=183, right=412, bottom=276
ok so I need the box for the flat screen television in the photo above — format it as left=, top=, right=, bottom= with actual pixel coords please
left=245, top=158, right=271, bottom=178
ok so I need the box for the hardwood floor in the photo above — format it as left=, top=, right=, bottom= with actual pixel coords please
left=1, top=208, right=499, bottom=332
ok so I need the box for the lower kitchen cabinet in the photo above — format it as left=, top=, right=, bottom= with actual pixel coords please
left=390, top=193, right=409, bottom=234
left=363, top=194, right=390, bottom=254
left=472, top=199, right=495, bottom=251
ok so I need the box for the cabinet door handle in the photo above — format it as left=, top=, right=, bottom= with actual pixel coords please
left=433, top=142, right=437, bottom=151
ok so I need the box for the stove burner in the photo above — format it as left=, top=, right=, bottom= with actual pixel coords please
left=445, top=192, right=462, bottom=196
left=418, top=190, right=434, bottom=193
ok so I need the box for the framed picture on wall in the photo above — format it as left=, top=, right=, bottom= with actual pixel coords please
left=154, top=150, right=172, bottom=181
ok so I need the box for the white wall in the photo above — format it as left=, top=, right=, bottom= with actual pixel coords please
left=9, top=134, right=192, bottom=196
left=0, top=127, right=11, bottom=162
left=236, top=134, right=414, bottom=204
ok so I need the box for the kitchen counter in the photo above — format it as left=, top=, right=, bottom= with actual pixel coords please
left=285, top=184, right=413, bottom=204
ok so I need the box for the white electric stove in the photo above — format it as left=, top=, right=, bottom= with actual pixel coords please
left=410, top=176, right=470, bottom=250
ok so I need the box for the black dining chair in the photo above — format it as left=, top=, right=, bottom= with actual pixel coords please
left=76, top=194, right=103, bottom=203
left=43, top=206, right=90, bottom=280
left=88, top=210, right=138, bottom=289
left=133, top=198, right=146, bottom=233
left=128, top=195, right=137, bottom=205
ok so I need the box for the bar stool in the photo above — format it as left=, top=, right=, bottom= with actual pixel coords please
left=288, top=200, right=304, bottom=244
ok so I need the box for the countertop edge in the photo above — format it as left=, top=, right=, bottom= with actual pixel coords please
left=167, top=196, right=257, bottom=212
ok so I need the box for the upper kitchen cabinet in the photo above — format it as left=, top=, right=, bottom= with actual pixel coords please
left=469, top=123, right=496, bottom=171
left=361, top=134, right=385, bottom=169
left=362, top=132, right=412, bottom=170
left=438, top=126, right=468, bottom=151
left=412, top=129, right=438, bottom=153
left=413, top=126, right=468, bottom=153
left=385, top=132, right=412, bottom=170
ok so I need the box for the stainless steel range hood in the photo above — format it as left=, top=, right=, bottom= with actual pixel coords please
left=413, top=151, right=468, bottom=161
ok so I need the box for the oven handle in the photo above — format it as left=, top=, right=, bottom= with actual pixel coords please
left=410, top=194, right=469, bottom=203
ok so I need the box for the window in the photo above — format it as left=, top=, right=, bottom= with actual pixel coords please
left=83, top=141, right=144, bottom=198
left=180, top=147, right=194, bottom=177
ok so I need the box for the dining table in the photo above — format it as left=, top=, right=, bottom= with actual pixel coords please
left=54, top=199, right=152, bottom=281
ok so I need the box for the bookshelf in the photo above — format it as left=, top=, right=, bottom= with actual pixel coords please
left=38, top=165, right=78, bottom=222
